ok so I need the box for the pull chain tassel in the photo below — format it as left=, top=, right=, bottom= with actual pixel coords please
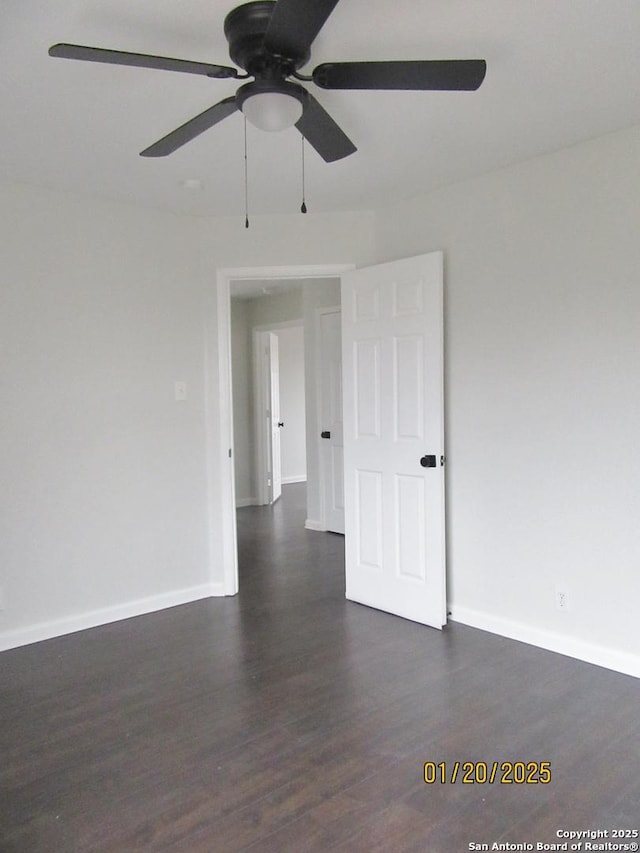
left=300, top=136, right=307, bottom=214
left=244, top=116, right=249, bottom=228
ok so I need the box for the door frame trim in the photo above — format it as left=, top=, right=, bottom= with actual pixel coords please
left=211, top=264, right=354, bottom=597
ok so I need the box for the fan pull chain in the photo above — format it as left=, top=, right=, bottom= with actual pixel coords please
left=300, top=136, right=307, bottom=214
left=244, top=116, right=249, bottom=228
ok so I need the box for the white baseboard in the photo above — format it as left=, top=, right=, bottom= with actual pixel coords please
left=0, top=582, right=225, bottom=653
left=236, top=497, right=257, bottom=508
left=282, top=475, right=307, bottom=485
left=449, top=604, right=640, bottom=680
left=305, top=518, right=326, bottom=531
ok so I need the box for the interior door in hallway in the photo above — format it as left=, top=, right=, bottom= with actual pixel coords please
left=341, top=252, right=446, bottom=628
left=319, top=309, right=345, bottom=534
left=267, top=331, right=282, bottom=503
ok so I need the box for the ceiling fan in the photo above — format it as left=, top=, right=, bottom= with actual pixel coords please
left=49, top=0, right=486, bottom=163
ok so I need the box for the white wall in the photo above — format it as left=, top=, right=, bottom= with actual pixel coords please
left=0, top=181, right=216, bottom=648
left=201, top=211, right=375, bottom=271
left=4, top=122, right=639, bottom=678
left=374, top=124, right=640, bottom=675
left=246, top=289, right=303, bottom=328
left=275, top=325, right=306, bottom=483
left=0, top=187, right=374, bottom=649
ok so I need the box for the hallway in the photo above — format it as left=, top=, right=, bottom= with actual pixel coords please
left=0, top=484, right=638, bottom=851
left=237, top=482, right=345, bottom=612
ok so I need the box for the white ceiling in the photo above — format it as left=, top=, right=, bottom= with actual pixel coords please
left=3, top=1, right=640, bottom=219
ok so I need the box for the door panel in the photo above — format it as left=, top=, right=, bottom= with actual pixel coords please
left=356, top=470, right=383, bottom=569
left=394, top=335, right=424, bottom=440
left=396, top=474, right=426, bottom=580
left=342, top=252, right=446, bottom=629
left=354, top=339, right=381, bottom=438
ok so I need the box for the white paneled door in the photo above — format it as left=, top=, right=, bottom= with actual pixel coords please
left=267, top=332, right=282, bottom=504
left=342, top=252, right=446, bottom=628
left=319, top=309, right=345, bottom=534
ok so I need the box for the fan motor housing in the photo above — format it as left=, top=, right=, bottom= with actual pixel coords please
left=224, top=1, right=309, bottom=75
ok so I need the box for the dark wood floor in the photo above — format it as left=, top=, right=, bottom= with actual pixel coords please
left=1, top=484, right=639, bottom=852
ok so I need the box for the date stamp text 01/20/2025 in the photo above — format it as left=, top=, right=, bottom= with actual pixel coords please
left=423, top=761, right=551, bottom=784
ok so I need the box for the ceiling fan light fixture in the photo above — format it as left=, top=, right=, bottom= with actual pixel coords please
left=242, top=91, right=303, bottom=131
left=236, top=80, right=307, bottom=132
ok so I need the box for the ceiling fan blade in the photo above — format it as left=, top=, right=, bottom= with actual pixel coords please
left=295, top=92, right=356, bottom=163
left=313, top=59, right=487, bottom=91
left=264, top=0, right=340, bottom=60
left=140, top=97, right=238, bottom=157
left=48, top=43, right=239, bottom=79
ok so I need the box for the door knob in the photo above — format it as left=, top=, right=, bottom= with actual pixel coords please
left=420, top=455, right=436, bottom=468
left=321, top=431, right=331, bottom=439
left=277, top=421, right=284, bottom=428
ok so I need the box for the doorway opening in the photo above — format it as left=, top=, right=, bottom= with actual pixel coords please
left=216, top=263, right=353, bottom=596
left=230, top=286, right=308, bottom=509
left=213, top=253, right=447, bottom=629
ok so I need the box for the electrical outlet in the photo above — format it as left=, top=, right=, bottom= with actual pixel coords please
left=555, top=587, right=569, bottom=612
